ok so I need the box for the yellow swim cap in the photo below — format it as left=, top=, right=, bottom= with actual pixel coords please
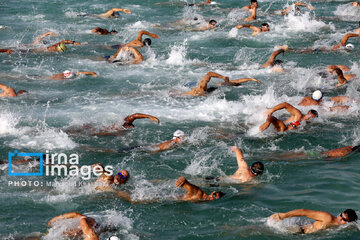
left=56, top=43, right=67, bottom=52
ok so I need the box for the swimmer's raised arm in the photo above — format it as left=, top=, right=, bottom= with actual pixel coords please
left=58, top=40, right=86, bottom=46
left=75, top=72, right=98, bottom=77
left=96, top=8, right=131, bottom=18
left=261, top=49, right=285, bottom=68
left=271, top=209, right=332, bottom=223
left=217, top=78, right=262, bottom=86
left=244, top=6, right=257, bottom=21
left=80, top=217, right=99, bottom=240
left=176, top=176, right=203, bottom=200
left=48, top=212, right=84, bottom=226
left=282, top=2, right=315, bottom=15
left=0, top=83, right=17, bottom=97
left=265, top=102, right=302, bottom=120
left=332, top=33, right=360, bottom=50
left=236, top=24, right=260, bottom=35
left=126, top=30, right=159, bottom=47
left=123, top=113, right=160, bottom=128
left=182, top=71, right=229, bottom=96
left=231, top=146, right=249, bottom=171
left=32, top=31, right=57, bottom=45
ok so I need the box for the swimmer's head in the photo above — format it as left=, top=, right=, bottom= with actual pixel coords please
left=312, top=90, right=323, bottom=101
left=108, top=237, right=121, bottom=240
left=187, top=3, right=195, bottom=6
left=209, top=20, right=217, bottom=28
left=288, top=120, right=300, bottom=130
left=63, top=70, right=73, bottom=79
left=338, top=209, right=358, bottom=223
left=16, top=90, right=27, bottom=96
left=273, top=59, right=283, bottom=66
left=209, top=191, right=225, bottom=200
left=305, top=109, right=318, bottom=120
left=173, top=130, right=185, bottom=140
left=110, top=30, right=118, bottom=35
left=345, top=43, right=355, bottom=50
left=261, top=23, right=270, bottom=32
left=143, top=38, right=152, bottom=46
left=56, top=43, right=67, bottom=52
left=250, top=0, right=258, bottom=7
left=114, top=170, right=129, bottom=185
left=194, top=17, right=198, bottom=21
left=250, top=161, right=264, bottom=176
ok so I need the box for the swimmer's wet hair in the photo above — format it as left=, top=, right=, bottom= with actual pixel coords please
left=110, top=30, right=118, bottom=34
left=143, top=38, right=152, bottom=46
left=209, top=19, right=217, bottom=25
left=261, top=23, right=269, bottom=27
left=217, top=191, right=226, bottom=198
left=251, top=0, right=258, bottom=3
left=194, top=17, right=198, bottom=21
left=344, top=209, right=358, bottom=222
left=273, top=60, right=283, bottom=66
left=309, top=109, right=318, bottom=118
left=351, top=145, right=360, bottom=152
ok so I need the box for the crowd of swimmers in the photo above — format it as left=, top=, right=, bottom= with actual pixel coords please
left=1, top=0, right=360, bottom=239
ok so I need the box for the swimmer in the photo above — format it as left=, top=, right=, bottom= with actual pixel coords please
left=176, top=176, right=225, bottom=201
left=230, top=146, right=264, bottom=182
left=152, top=130, right=185, bottom=153
left=121, top=30, right=159, bottom=48
left=48, top=212, right=100, bottom=240
left=261, top=48, right=287, bottom=72
left=113, top=174, right=225, bottom=203
left=235, top=23, right=270, bottom=35
left=107, top=46, right=144, bottom=64
left=281, top=2, right=315, bottom=15
left=327, top=65, right=356, bottom=81
left=182, top=72, right=260, bottom=96
left=91, top=163, right=129, bottom=192
left=51, top=70, right=98, bottom=80
left=259, top=102, right=318, bottom=132
left=331, top=33, right=360, bottom=50
left=0, top=40, right=86, bottom=53
left=0, top=82, right=27, bottom=97
left=156, top=0, right=212, bottom=6
left=270, top=209, right=358, bottom=234
left=194, top=19, right=217, bottom=31
left=31, top=31, right=57, bottom=44
left=181, top=72, right=229, bottom=96
left=91, top=27, right=118, bottom=35
left=90, top=113, right=160, bottom=136
left=95, top=8, right=131, bottom=18
left=242, top=0, right=258, bottom=10
left=269, top=144, right=360, bottom=160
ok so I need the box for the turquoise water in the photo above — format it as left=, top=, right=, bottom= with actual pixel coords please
left=0, top=0, right=360, bottom=239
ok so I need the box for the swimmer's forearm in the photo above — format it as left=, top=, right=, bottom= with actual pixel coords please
left=48, top=212, right=83, bottom=226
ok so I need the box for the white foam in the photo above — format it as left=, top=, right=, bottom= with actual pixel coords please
left=275, top=12, right=330, bottom=33
left=228, top=27, right=238, bottom=38
left=165, top=39, right=188, bottom=65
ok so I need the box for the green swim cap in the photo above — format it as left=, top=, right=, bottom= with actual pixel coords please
left=56, top=43, right=67, bottom=52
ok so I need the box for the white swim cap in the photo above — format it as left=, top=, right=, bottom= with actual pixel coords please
left=173, top=130, right=185, bottom=139
left=345, top=43, right=354, bottom=50
left=63, top=70, right=73, bottom=79
left=108, top=237, right=120, bottom=240
left=312, top=90, right=323, bottom=101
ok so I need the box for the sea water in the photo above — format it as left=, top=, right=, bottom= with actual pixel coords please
left=0, top=0, right=360, bottom=239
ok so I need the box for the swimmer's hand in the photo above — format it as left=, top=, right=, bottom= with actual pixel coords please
left=264, top=108, right=273, bottom=116
left=151, top=34, right=160, bottom=39
left=149, top=116, right=160, bottom=124
left=6, top=49, right=14, bottom=54
left=251, top=78, right=262, bottom=84
left=82, top=42, right=89, bottom=45
left=231, top=146, right=241, bottom=152
left=269, top=213, right=282, bottom=221
left=276, top=45, right=289, bottom=51
left=44, top=31, right=57, bottom=37
left=176, top=176, right=187, bottom=188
